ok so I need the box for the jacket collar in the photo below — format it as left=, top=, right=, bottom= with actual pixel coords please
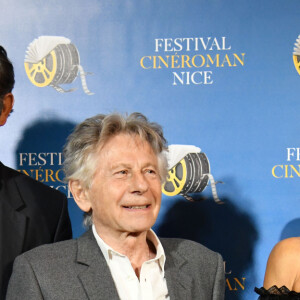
left=0, top=162, right=25, bottom=211
left=161, top=239, right=193, bottom=300
left=76, top=229, right=120, bottom=300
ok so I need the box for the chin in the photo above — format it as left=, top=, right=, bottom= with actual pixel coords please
left=128, top=223, right=153, bottom=234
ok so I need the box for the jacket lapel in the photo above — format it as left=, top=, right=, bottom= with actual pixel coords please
left=163, top=250, right=193, bottom=300
left=76, top=230, right=120, bottom=300
left=0, top=162, right=27, bottom=291
left=0, top=198, right=27, bottom=266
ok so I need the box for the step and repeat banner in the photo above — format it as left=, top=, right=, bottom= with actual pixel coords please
left=1, top=0, right=299, bottom=298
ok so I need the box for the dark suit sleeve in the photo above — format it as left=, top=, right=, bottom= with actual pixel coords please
left=212, top=253, right=225, bottom=300
left=53, top=193, right=72, bottom=242
left=6, top=255, right=43, bottom=300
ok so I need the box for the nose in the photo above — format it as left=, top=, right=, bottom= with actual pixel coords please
left=130, top=172, right=149, bottom=194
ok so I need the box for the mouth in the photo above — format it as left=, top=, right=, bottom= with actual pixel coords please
left=123, top=205, right=150, bottom=209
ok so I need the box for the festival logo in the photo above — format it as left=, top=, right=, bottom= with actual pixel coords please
left=272, top=147, right=300, bottom=178
left=140, top=36, right=246, bottom=86
left=24, top=36, right=93, bottom=95
left=293, top=35, right=300, bottom=75
left=162, top=145, right=222, bottom=203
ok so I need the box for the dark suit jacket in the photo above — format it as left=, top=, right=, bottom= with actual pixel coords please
left=0, top=162, right=72, bottom=299
left=6, top=229, right=225, bottom=300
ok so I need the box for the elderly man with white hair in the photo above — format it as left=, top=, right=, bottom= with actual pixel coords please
left=7, top=112, right=225, bottom=300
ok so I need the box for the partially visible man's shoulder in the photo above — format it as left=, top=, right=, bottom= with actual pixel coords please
left=3, top=162, right=66, bottom=201
left=9, top=165, right=62, bottom=193
left=160, top=237, right=221, bottom=261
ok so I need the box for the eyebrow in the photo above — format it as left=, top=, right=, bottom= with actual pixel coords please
left=110, top=163, right=132, bottom=171
left=110, top=162, right=158, bottom=171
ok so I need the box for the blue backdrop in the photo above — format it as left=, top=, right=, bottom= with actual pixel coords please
left=1, top=1, right=300, bottom=298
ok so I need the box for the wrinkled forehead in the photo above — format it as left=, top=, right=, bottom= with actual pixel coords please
left=97, top=132, right=158, bottom=155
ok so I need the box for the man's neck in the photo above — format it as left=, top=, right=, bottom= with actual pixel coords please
left=94, top=227, right=156, bottom=278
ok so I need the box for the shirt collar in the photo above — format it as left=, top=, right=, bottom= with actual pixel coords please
left=147, top=229, right=166, bottom=271
left=92, top=225, right=166, bottom=271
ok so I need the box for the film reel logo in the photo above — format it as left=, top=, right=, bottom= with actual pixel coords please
left=162, top=146, right=222, bottom=203
left=293, top=35, right=300, bottom=75
left=24, top=36, right=93, bottom=95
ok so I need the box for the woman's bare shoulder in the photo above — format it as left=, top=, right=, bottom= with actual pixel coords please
left=271, top=238, right=300, bottom=258
left=263, top=237, right=300, bottom=291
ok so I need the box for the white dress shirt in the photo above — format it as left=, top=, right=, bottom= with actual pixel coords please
left=92, top=225, right=170, bottom=300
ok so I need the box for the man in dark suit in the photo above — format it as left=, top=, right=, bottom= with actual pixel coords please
left=0, top=46, right=72, bottom=298
left=7, top=113, right=225, bottom=299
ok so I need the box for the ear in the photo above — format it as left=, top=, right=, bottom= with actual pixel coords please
left=0, top=93, right=14, bottom=126
left=69, top=180, right=92, bottom=213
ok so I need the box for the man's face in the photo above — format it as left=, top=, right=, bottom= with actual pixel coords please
left=85, top=133, right=162, bottom=239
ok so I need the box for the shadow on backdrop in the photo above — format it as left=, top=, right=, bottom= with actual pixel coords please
left=156, top=195, right=258, bottom=300
left=280, top=218, right=300, bottom=240
left=14, top=117, right=85, bottom=237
